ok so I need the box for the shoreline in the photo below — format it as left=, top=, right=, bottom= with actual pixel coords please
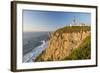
left=23, top=41, right=48, bottom=63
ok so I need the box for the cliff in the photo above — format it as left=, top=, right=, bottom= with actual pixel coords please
left=35, top=26, right=91, bottom=61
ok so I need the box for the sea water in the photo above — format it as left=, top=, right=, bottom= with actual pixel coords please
left=23, top=32, right=50, bottom=63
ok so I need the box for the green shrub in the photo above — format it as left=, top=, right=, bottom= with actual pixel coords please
left=64, top=36, right=91, bottom=60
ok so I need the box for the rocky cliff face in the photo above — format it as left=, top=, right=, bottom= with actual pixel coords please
left=35, top=26, right=91, bottom=61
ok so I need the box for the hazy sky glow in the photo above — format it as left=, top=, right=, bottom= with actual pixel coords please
left=23, top=10, right=91, bottom=32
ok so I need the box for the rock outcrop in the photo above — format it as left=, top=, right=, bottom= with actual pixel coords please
left=35, top=26, right=91, bottom=61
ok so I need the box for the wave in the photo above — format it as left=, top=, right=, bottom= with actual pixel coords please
left=23, top=40, right=48, bottom=63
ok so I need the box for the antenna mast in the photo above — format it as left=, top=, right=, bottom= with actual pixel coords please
left=73, top=16, right=76, bottom=25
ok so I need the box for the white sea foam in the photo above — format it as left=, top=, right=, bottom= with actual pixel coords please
left=23, top=41, right=48, bottom=63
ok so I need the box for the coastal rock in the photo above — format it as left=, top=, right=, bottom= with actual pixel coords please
left=35, top=26, right=91, bottom=61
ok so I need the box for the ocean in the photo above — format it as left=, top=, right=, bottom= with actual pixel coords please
left=23, top=32, right=50, bottom=63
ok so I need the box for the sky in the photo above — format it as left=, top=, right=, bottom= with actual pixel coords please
left=23, top=10, right=91, bottom=32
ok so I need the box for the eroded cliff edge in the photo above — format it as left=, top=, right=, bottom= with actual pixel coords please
left=35, top=26, right=91, bottom=61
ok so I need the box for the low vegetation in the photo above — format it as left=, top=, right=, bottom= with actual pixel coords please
left=63, top=36, right=91, bottom=60
left=55, top=26, right=90, bottom=33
